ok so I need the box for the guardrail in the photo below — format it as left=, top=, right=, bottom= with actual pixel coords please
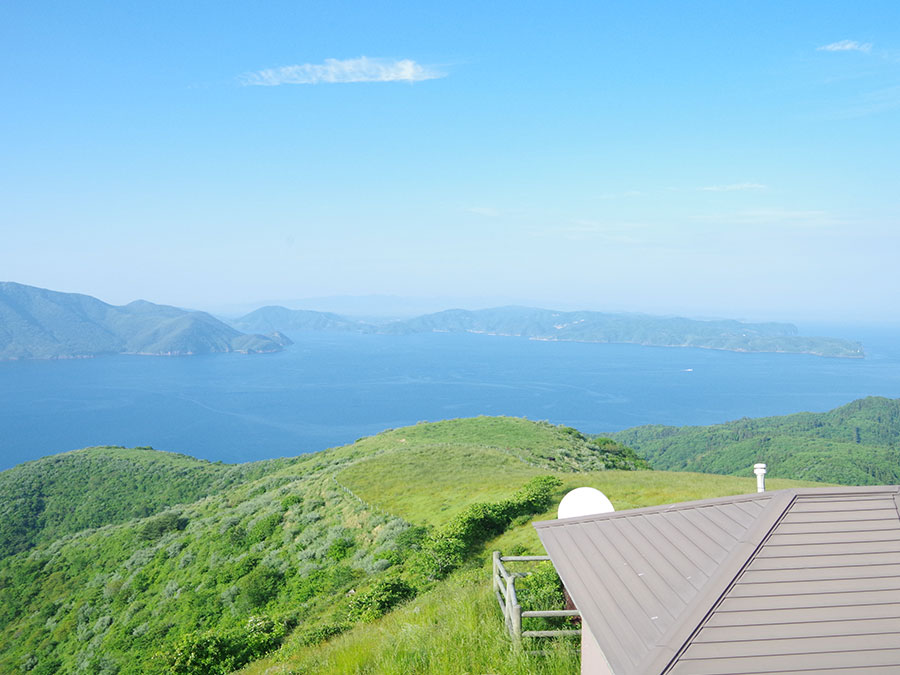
left=492, top=551, right=581, bottom=642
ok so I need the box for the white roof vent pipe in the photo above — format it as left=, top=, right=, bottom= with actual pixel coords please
left=754, top=463, right=767, bottom=493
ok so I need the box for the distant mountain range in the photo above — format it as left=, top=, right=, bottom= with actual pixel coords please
left=0, top=283, right=864, bottom=360
left=0, top=282, right=291, bottom=360
left=233, top=305, right=864, bottom=358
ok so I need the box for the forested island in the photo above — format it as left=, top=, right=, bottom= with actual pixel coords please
left=0, top=282, right=290, bottom=360
left=235, top=304, right=865, bottom=358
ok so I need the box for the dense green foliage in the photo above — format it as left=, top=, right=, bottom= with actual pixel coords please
left=0, top=447, right=288, bottom=558
left=233, top=304, right=864, bottom=358
left=515, top=560, right=574, bottom=633
left=417, top=475, right=562, bottom=579
left=165, top=615, right=287, bottom=674
left=0, top=282, right=289, bottom=359
left=614, top=396, right=900, bottom=484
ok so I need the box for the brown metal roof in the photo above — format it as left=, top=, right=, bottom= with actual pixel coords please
left=534, top=486, right=900, bottom=675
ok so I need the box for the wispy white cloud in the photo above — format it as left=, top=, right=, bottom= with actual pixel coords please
left=817, top=40, right=873, bottom=53
left=699, top=183, right=767, bottom=192
left=241, top=57, right=445, bottom=86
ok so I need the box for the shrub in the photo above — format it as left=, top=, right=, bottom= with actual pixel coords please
left=139, top=511, right=188, bottom=540
left=347, top=577, right=415, bottom=622
left=162, top=615, right=286, bottom=674
left=516, top=561, right=572, bottom=631
left=237, top=566, right=284, bottom=609
left=295, top=621, right=349, bottom=646
left=326, top=536, right=355, bottom=561
left=280, top=494, right=302, bottom=511
left=247, top=513, right=282, bottom=544
left=417, top=475, right=562, bottom=579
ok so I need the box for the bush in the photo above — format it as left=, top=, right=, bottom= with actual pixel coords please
left=163, top=615, right=285, bottom=674
left=417, top=475, right=562, bottom=579
left=326, top=536, right=355, bottom=561
left=280, top=494, right=302, bottom=510
left=247, top=513, right=282, bottom=544
left=139, top=512, right=188, bottom=541
left=516, top=561, right=572, bottom=631
left=347, top=577, right=415, bottom=622
left=238, top=566, right=284, bottom=609
left=295, top=621, right=349, bottom=647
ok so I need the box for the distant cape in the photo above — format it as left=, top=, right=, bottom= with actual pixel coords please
left=0, top=282, right=291, bottom=360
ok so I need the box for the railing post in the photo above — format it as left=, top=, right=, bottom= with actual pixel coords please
left=510, top=600, right=522, bottom=644
left=492, top=551, right=500, bottom=594
left=505, top=573, right=522, bottom=644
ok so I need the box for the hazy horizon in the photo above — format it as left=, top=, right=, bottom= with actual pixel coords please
left=3, top=2, right=898, bottom=323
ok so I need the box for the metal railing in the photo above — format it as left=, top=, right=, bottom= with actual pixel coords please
left=492, top=551, right=581, bottom=642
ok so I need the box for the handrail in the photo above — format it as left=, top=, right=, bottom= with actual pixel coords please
left=492, top=550, right=581, bottom=644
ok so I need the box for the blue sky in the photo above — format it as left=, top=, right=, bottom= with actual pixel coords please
left=2, top=1, right=898, bottom=321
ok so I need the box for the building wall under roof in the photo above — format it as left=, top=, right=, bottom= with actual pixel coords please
left=582, top=625, right=614, bottom=675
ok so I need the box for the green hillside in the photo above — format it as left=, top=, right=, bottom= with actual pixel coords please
left=0, top=447, right=291, bottom=559
left=613, top=396, right=900, bottom=484
left=0, top=417, right=817, bottom=674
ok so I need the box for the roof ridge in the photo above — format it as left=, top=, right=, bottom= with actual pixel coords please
left=534, top=486, right=900, bottom=530
left=646, top=490, right=796, bottom=675
left=534, top=490, right=782, bottom=529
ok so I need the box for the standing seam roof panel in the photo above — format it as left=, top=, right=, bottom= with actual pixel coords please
left=664, top=488, right=900, bottom=675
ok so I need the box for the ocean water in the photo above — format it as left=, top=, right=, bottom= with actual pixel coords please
left=2, top=328, right=900, bottom=471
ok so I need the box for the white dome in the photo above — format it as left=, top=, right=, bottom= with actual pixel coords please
left=557, top=487, right=615, bottom=519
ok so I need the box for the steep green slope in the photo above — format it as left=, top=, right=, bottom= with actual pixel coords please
left=613, top=396, right=900, bottom=484
left=0, top=282, right=288, bottom=359
left=0, top=447, right=290, bottom=559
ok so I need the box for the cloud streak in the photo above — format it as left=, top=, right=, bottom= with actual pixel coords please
left=699, top=183, right=767, bottom=192
left=817, top=40, right=873, bottom=53
left=241, top=57, right=445, bottom=86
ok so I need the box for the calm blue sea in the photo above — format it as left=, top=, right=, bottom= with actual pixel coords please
left=2, top=326, right=900, bottom=471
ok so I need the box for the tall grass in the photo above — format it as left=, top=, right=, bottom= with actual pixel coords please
left=241, top=567, right=578, bottom=675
